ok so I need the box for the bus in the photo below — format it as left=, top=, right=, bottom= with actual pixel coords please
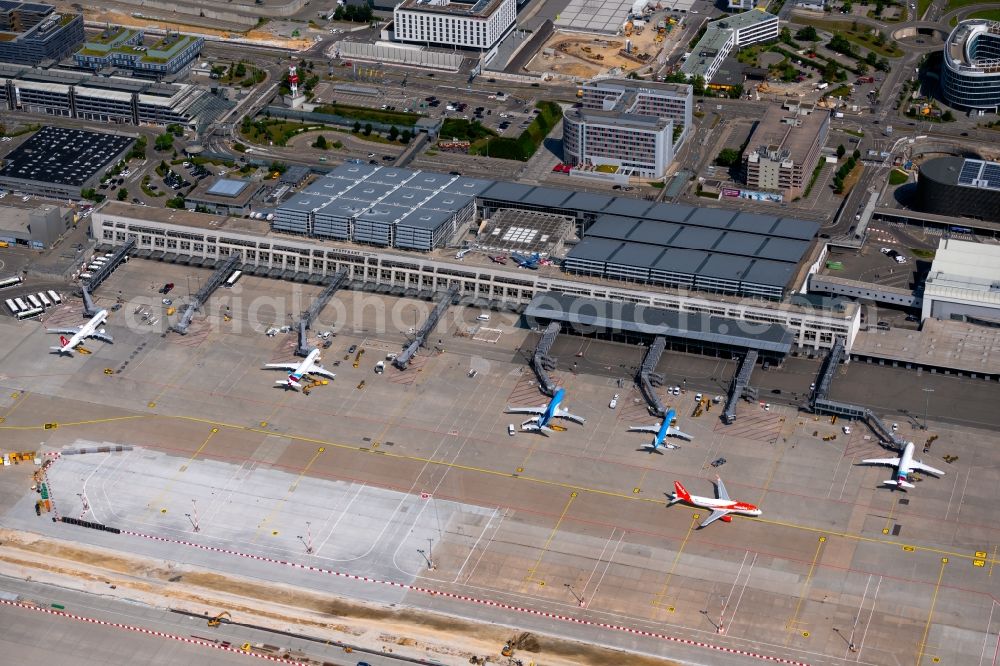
left=47, top=290, right=61, bottom=305
left=26, top=294, right=42, bottom=309
left=0, top=275, right=22, bottom=290
left=37, top=292, right=51, bottom=308
left=224, top=270, right=243, bottom=288
left=87, top=264, right=102, bottom=271
left=5, top=298, right=19, bottom=315
left=950, top=225, right=973, bottom=234
left=14, top=297, right=27, bottom=311
left=15, top=307, right=43, bottom=320
left=79, top=273, right=92, bottom=280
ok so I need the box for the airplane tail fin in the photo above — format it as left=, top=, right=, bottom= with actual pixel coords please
left=60, top=335, right=69, bottom=346
left=672, top=481, right=691, bottom=503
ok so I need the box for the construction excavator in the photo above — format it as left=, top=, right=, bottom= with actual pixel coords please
left=501, top=632, right=539, bottom=659
left=208, top=611, right=231, bottom=627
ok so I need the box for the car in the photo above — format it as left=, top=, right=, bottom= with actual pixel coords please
left=905, top=314, right=919, bottom=322
left=880, top=247, right=891, bottom=254
left=695, top=393, right=703, bottom=401
left=111, top=303, right=122, bottom=312
left=368, top=153, right=376, bottom=158
left=609, top=393, right=619, bottom=409
left=891, top=422, right=899, bottom=431
left=159, top=282, right=174, bottom=294
left=382, top=155, right=394, bottom=161
left=508, top=424, right=515, bottom=436
left=162, top=298, right=172, bottom=306
left=348, top=344, right=357, bottom=353
left=711, top=457, right=727, bottom=467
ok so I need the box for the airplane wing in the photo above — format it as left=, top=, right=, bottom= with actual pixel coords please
left=306, top=363, right=336, bottom=380
left=505, top=405, right=546, bottom=416
left=911, top=461, right=945, bottom=477
left=554, top=407, right=585, bottom=424
left=264, top=363, right=300, bottom=371
left=46, top=327, right=80, bottom=335
left=628, top=424, right=661, bottom=434
left=88, top=332, right=113, bottom=344
left=715, top=477, right=730, bottom=501
left=667, top=426, right=694, bottom=441
left=700, top=509, right=732, bottom=528
left=860, top=457, right=902, bottom=467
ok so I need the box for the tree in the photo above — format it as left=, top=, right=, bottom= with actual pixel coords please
left=942, top=110, right=954, bottom=122
left=856, top=61, right=869, bottom=75
left=154, top=132, right=173, bottom=151
left=312, top=134, right=328, bottom=149
left=117, top=187, right=128, bottom=201
left=235, top=62, right=247, bottom=77
left=715, top=148, right=741, bottom=167
left=400, top=129, right=412, bottom=144
left=691, top=75, right=706, bottom=96
left=865, top=52, right=878, bottom=66
left=853, top=148, right=861, bottom=160
left=837, top=144, right=846, bottom=158
left=388, top=126, right=399, bottom=141
left=795, top=26, right=819, bottom=41
left=165, top=196, right=186, bottom=209
left=353, top=121, right=361, bottom=133
left=363, top=123, right=373, bottom=136
left=823, top=60, right=841, bottom=82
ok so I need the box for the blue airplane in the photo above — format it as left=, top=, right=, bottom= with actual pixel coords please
left=511, top=252, right=541, bottom=269
left=505, top=388, right=585, bottom=435
left=627, top=409, right=693, bottom=453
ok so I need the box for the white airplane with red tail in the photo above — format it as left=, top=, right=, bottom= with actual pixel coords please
left=668, top=477, right=762, bottom=528
left=47, top=309, right=112, bottom=355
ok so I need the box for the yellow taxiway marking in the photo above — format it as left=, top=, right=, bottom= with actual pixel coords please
left=915, top=558, right=948, bottom=666
left=524, top=492, right=577, bottom=584
left=652, top=513, right=699, bottom=608
left=254, top=447, right=326, bottom=542
left=263, top=391, right=291, bottom=425
left=884, top=498, right=898, bottom=534
left=9, top=411, right=1000, bottom=569
left=785, top=536, right=826, bottom=640
left=146, top=426, right=220, bottom=514
left=1, top=391, right=30, bottom=421
left=756, top=437, right=785, bottom=505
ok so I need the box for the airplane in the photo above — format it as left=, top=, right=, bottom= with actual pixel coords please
left=628, top=408, right=692, bottom=453
left=505, top=387, right=584, bottom=435
left=263, top=348, right=336, bottom=390
left=511, top=252, right=541, bottom=269
left=668, top=477, right=762, bottom=528
left=858, top=441, right=945, bottom=490
left=47, top=309, right=112, bottom=355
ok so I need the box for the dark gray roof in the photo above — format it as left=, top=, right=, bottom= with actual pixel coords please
left=398, top=207, right=453, bottom=229
left=443, top=176, right=494, bottom=197
left=524, top=291, right=794, bottom=353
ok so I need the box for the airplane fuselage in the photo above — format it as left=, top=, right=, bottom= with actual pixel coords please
left=57, top=309, right=108, bottom=353
left=289, top=348, right=322, bottom=382
left=896, top=442, right=916, bottom=483
left=653, top=409, right=676, bottom=446
left=538, top=388, right=566, bottom=428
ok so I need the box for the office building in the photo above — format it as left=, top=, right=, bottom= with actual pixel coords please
left=577, top=79, right=693, bottom=134
left=0, top=126, right=133, bottom=199
left=942, top=20, right=1000, bottom=112
left=0, top=1, right=83, bottom=65
left=916, top=156, right=1000, bottom=222
left=681, top=9, right=779, bottom=83
left=921, top=238, right=1000, bottom=321
left=742, top=105, right=830, bottom=199
left=185, top=178, right=264, bottom=217
left=393, top=0, right=516, bottom=50
left=0, top=203, right=71, bottom=248
left=74, top=27, right=203, bottom=76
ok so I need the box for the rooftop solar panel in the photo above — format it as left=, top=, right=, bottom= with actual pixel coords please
left=958, top=159, right=982, bottom=186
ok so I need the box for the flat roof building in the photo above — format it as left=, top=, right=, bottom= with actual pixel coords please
left=74, top=28, right=203, bottom=77
left=185, top=177, right=264, bottom=216
left=0, top=203, right=71, bottom=248
left=681, top=9, right=778, bottom=83
left=916, top=156, right=1000, bottom=222
left=921, top=238, right=1000, bottom=322
left=393, top=0, right=517, bottom=51
left=0, top=1, right=83, bottom=65
left=942, top=20, right=1000, bottom=111
left=742, top=105, right=830, bottom=199
left=0, top=126, right=133, bottom=199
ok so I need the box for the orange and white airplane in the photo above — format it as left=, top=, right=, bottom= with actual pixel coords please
left=668, top=477, right=762, bottom=528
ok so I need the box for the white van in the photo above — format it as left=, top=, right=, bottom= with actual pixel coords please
left=476, top=313, right=490, bottom=322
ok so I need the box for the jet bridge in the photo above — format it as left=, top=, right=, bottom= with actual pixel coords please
left=530, top=322, right=561, bottom=398
left=722, top=350, right=758, bottom=425
left=294, top=270, right=348, bottom=357
left=392, top=285, right=459, bottom=370
left=809, top=338, right=845, bottom=408
left=82, top=238, right=135, bottom=295
left=81, top=286, right=99, bottom=318
left=637, top=336, right=667, bottom=418
left=171, top=253, right=241, bottom=335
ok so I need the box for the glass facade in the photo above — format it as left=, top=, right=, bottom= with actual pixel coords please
left=942, top=20, right=1000, bottom=110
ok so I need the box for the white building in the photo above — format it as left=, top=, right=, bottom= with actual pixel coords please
left=393, top=0, right=516, bottom=51
left=921, top=239, right=1000, bottom=322
left=680, top=9, right=779, bottom=82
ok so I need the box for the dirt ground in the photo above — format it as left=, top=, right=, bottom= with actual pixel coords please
left=528, top=30, right=664, bottom=78
left=0, top=528, right=679, bottom=666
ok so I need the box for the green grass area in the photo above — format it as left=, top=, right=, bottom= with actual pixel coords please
left=829, top=85, right=852, bottom=98
left=241, top=120, right=330, bottom=147
left=946, top=0, right=990, bottom=10
left=313, top=103, right=422, bottom=127
left=888, top=169, right=909, bottom=185
left=911, top=247, right=936, bottom=259
left=794, top=18, right=902, bottom=58
left=967, top=9, right=1000, bottom=21
left=439, top=118, right=496, bottom=142
left=917, top=0, right=932, bottom=17
left=470, top=101, right=562, bottom=161
left=803, top=162, right=826, bottom=199
left=843, top=128, right=865, bottom=137
left=650, top=181, right=665, bottom=188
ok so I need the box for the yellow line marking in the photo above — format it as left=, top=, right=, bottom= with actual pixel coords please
left=0, top=414, right=149, bottom=430
left=884, top=498, right=897, bottom=533
left=145, top=426, right=219, bottom=515
left=786, top=536, right=826, bottom=638
left=756, top=437, right=784, bottom=505
left=652, top=512, right=700, bottom=607
left=915, top=558, right=948, bottom=666
left=525, top=492, right=577, bottom=583
left=991, top=545, right=998, bottom=577
left=1, top=391, right=30, bottom=421
left=254, top=447, right=326, bottom=542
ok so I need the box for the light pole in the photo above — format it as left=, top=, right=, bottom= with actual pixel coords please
left=427, top=537, right=435, bottom=570
left=76, top=493, right=89, bottom=513
left=187, top=499, right=200, bottom=532
left=564, top=583, right=585, bottom=607
left=922, top=387, right=934, bottom=430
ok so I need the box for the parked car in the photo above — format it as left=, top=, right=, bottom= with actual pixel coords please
left=609, top=393, right=619, bottom=409
left=711, top=457, right=727, bottom=467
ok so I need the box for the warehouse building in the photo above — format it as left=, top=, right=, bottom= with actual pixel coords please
left=921, top=238, right=1000, bottom=322
left=0, top=126, right=133, bottom=199
left=916, top=156, right=1000, bottom=223
left=274, top=164, right=482, bottom=251
left=0, top=2, right=84, bottom=66
left=74, top=27, right=204, bottom=77
left=393, top=0, right=517, bottom=51
left=742, top=105, right=830, bottom=199
left=0, top=64, right=232, bottom=130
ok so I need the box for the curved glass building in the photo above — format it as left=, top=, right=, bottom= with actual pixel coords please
left=942, top=20, right=1000, bottom=111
